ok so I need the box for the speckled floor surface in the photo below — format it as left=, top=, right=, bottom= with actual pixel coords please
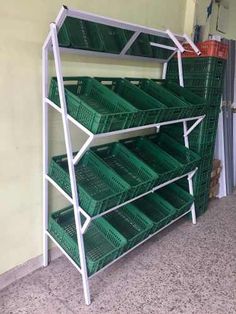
left=1, top=196, right=236, bottom=314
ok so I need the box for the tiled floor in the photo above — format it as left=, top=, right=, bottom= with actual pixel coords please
left=1, top=196, right=236, bottom=314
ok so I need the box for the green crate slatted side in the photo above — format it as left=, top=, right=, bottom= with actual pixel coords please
left=167, top=73, right=224, bottom=90
left=189, top=87, right=222, bottom=107
left=92, top=142, right=157, bottom=199
left=150, top=35, right=174, bottom=59
left=126, top=78, right=194, bottom=120
left=48, top=206, right=127, bottom=275
left=104, top=204, right=153, bottom=250
left=167, top=57, right=226, bottom=77
left=157, top=183, right=194, bottom=218
left=62, top=17, right=104, bottom=51
left=145, top=79, right=206, bottom=119
left=49, top=151, right=130, bottom=216
left=147, top=132, right=201, bottom=175
left=49, top=77, right=140, bottom=134
left=97, top=25, right=134, bottom=54
left=121, top=137, right=182, bottom=185
left=58, top=24, right=71, bottom=47
left=95, top=77, right=167, bottom=125
left=133, top=193, right=176, bottom=233
left=127, top=33, right=153, bottom=57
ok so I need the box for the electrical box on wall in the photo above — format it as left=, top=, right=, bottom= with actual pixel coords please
left=216, top=4, right=229, bottom=33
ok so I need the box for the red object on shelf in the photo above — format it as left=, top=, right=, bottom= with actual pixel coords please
left=181, top=40, right=228, bottom=60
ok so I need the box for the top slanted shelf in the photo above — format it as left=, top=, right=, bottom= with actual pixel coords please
left=56, top=9, right=185, bottom=61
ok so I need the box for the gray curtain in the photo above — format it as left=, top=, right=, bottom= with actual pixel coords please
left=222, top=39, right=235, bottom=195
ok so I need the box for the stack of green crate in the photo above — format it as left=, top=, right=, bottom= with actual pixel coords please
left=166, top=56, right=226, bottom=216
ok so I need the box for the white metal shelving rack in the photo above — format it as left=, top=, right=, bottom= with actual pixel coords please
left=42, top=6, right=204, bottom=305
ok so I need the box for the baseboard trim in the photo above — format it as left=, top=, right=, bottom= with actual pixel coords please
left=0, top=247, right=62, bottom=291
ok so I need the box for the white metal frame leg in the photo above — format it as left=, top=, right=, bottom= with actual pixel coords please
left=42, top=39, right=50, bottom=267
left=50, top=23, right=91, bottom=305
left=183, top=121, right=197, bottom=225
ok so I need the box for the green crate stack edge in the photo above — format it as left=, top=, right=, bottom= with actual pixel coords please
left=166, top=56, right=226, bottom=216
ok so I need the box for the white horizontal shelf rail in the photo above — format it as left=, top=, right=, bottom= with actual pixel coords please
left=43, top=6, right=203, bottom=306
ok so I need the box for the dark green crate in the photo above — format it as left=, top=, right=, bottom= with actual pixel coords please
left=157, top=183, right=194, bottom=218
left=189, top=87, right=222, bottom=107
left=49, top=77, right=139, bottom=134
left=133, top=193, right=176, bottom=233
left=150, top=35, right=174, bottom=59
left=195, top=194, right=209, bottom=216
left=58, top=24, right=70, bottom=47
left=104, top=204, right=153, bottom=251
left=190, top=140, right=215, bottom=157
left=92, top=142, right=157, bottom=199
left=48, top=206, right=127, bottom=276
left=127, top=78, right=189, bottom=121
left=126, top=33, right=153, bottom=57
left=63, top=17, right=104, bottom=51
left=144, top=79, right=206, bottom=119
left=96, top=77, right=167, bottom=125
left=126, top=78, right=198, bottom=120
left=49, top=151, right=130, bottom=216
left=147, top=132, right=201, bottom=175
left=194, top=178, right=211, bottom=196
left=167, top=73, right=224, bottom=89
left=157, top=80, right=207, bottom=116
left=98, top=24, right=133, bottom=54
left=167, top=57, right=226, bottom=77
left=176, top=177, right=189, bottom=191
left=121, top=136, right=182, bottom=185
left=195, top=190, right=210, bottom=203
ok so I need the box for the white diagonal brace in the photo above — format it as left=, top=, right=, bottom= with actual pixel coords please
left=73, top=134, right=94, bottom=165
left=166, top=29, right=185, bottom=53
left=184, top=116, right=205, bottom=138
left=50, top=23, right=91, bottom=306
left=120, top=31, right=140, bottom=55
left=183, top=34, right=201, bottom=55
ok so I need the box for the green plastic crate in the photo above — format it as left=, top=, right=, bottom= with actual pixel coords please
left=157, top=80, right=207, bottom=116
left=95, top=77, right=167, bottom=125
left=92, top=142, right=157, bottom=199
left=58, top=24, right=70, bottom=47
left=135, top=78, right=205, bottom=120
left=152, top=80, right=207, bottom=117
left=167, top=57, right=226, bottom=77
left=49, top=151, right=130, bottom=216
left=133, top=193, right=176, bottom=233
left=195, top=193, right=209, bottom=216
left=190, top=140, right=215, bottom=157
left=147, top=133, right=201, bottom=175
left=149, top=35, right=174, bottom=59
left=48, top=206, right=127, bottom=276
left=98, top=24, right=133, bottom=54
left=189, top=87, right=222, bottom=107
left=157, top=183, right=194, bottom=218
left=121, top=137, right=182, bottom=185
left=49, top=77, right=139, bottom=134
left=63, top=17, right=104, bottom=51
left=167, top=73, right=224, bottom=89
left=194, top=178, right=211, bottom=196
left=126, top=33, right=153, bottom=57
left=104, top=204, right=153, bottom=251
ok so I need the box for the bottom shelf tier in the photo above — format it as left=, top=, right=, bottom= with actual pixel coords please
left=47, top=183, right=194, bottom=276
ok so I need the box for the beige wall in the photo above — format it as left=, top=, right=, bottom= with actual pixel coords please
left=195, top=0, right=236, bottom=40
left=0, top=0, right=188, bottom=275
